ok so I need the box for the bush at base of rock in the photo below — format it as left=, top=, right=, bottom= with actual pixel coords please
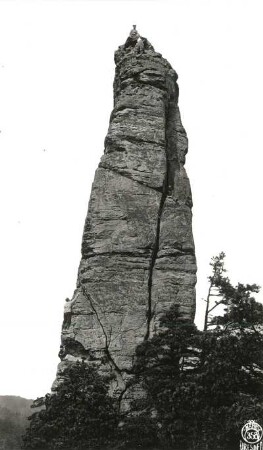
left=22, top=361, right=118, bottom=450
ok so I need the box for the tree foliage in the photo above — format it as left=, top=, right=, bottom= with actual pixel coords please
left=204, top=251, right=227, bottom=330
left=127, top=254, right=263, bottom=450
left=204, top=252, right=262, bottom=332
left=23, top=254, right=263, bottom=450
left=211, top=281, right=263, bottom=331
left=22, top=361, right=118, bottom=449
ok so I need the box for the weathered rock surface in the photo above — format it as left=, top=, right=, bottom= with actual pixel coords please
left=54, top=35, right=197, bottom=401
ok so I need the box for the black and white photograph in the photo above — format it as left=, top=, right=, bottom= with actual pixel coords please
left=0, top=0, right=263, bottom=449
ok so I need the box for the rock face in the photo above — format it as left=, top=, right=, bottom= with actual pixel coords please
left=55, top=33, right=197, bottom=400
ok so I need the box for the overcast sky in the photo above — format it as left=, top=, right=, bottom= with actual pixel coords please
left=0, top=0, right=262, bottom=399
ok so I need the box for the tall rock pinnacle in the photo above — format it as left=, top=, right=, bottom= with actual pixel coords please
left=55, top=29, right=197, bottom=400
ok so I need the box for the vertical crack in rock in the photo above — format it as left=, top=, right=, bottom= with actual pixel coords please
left=144, top=93, right=176, bottom=340
left=145, top=146, right=169, bottom=340
left=82, top=288, right=123, bottom=376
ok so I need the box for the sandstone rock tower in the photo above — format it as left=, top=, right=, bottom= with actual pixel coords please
left=55, top=29, right=197, bottom=399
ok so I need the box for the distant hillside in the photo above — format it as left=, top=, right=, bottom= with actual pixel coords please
left=0, top=396, right=33, bottom=450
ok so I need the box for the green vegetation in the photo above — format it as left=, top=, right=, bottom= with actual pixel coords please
left=23, top=253, right=263, bottom=450
left=204, top=251, right=262, bottom=331
left=22, top=363, right=117, bottom=449
left=130, top=312, right=263, bottom=449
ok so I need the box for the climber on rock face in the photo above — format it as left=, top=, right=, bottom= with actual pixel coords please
left=63, top=292, right=80, bottom=329
left=58, top=344, right=66, bottom=360
left=135, top=36, right=144, bottom=54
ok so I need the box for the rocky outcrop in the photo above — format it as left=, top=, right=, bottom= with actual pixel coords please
left=54, top=33, right=197, bottom=402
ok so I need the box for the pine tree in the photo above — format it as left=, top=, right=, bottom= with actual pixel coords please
left=22, top=361, right=118, bottom=450
left=129, top=256, right=263, bottom=450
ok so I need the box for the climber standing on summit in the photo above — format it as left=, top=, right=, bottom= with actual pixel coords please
left=114, top=26, right=154, bottom=63
left=124, top=25, right=144, bottom=53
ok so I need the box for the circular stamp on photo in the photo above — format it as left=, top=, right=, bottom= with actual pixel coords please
left=241, top=421, right=263, bottom=445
